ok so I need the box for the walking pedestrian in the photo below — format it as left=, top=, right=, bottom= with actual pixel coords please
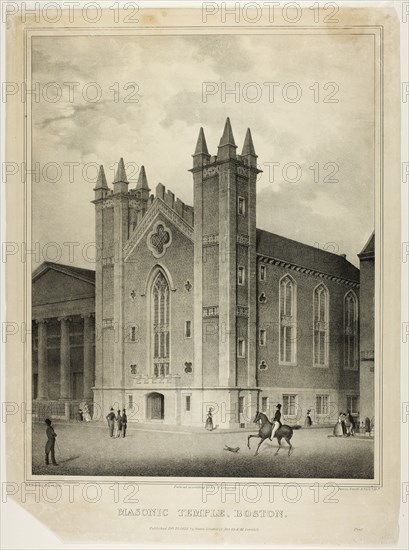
left=205, top=408, right=214, bottom=431
left=44, top=418, right=58, bottom=465
left=346, top=410, right=355, bottom=436
left=121, top=409, right=127, bottom=438
left=106, top=408, right=116, bottom=437
left=304, top=409, right=312, bottom=427
left=115, top=409, right=123, bottom=438
left=333, top=413, right=344, bottom=436
left=340, top=412, right=347, bottom=435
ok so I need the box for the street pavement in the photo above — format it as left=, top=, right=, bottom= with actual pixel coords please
left=32, top=421, right=374, bottom=478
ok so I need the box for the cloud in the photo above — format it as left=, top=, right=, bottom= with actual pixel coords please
left=31, top=33, right=375, bottom=269
left=37, top=100, right=108, bottom=129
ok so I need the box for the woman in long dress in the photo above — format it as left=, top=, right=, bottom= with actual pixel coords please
left=82, top=403, right=92, bottom=422
left=333, top=413, right=344, bottom=436
left=205, top=408, right=213, bottom=431
left=304, top=409, right=312, bottom=427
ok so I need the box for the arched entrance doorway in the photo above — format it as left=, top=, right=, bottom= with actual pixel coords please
left=147, top=392, right=164, bottom=421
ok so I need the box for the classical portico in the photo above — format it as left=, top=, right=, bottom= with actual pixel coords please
left=32, top=263, right=95, bottom=413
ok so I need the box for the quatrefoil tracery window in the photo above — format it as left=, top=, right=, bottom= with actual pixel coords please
left=147, top=222, right=172, bottom=258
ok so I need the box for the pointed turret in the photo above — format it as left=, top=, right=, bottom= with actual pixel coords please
left=192, top=127, right=211, bottom=170
left=242, top=128, right=257, bottom=157
left=136, top=165, right=149, bottom=190
left=241, top=127, right=259, bottom=170
left=114, top=157, right=128, bottom=184
left=113, top=157, right=128, bottom=194
left=217, top=117, right=237, bottom=160
left=219, top=117, right=236, bottom=147
left=93, top=164, right=109, bottom=200
left=135, top=165, right=150, bottom=214
left=194, top=127, right=209, bottom=156
left=94, top=165, right=108, bottom=189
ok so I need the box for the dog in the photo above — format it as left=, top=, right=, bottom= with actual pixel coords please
left=224, top=445, right=240, bottom=453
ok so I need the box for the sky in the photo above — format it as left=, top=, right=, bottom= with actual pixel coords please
left=32, top=33, right=375, bottom=269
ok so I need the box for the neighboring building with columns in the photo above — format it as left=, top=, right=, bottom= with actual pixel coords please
left=32, top=262, right=95, bottom=416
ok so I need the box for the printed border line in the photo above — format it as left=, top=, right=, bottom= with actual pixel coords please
left=23, top=24, right=383, bottom=488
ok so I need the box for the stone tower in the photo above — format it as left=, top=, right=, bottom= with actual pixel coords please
left=191, top=119, right=261, bottom=425
left=92, top=160, right=151, bottom=416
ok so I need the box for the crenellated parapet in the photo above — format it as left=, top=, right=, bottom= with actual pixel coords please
left=154, top=182, right=194, bottom=226
left=93, top=162, right=194, bottom=234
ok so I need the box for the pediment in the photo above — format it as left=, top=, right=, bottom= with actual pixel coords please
left=32, top=263, right=95, bottom=307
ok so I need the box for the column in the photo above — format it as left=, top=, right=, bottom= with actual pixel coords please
left=83, top=313, right=95, bottom=400
left=36, top=319, right=48, bottom=400
left=59, top=317, right=71, bottom=400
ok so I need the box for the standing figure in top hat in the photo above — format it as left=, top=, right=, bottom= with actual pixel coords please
left=44, top=418, right=58, bottom=466
left=115, top=409, right=123, bottom=438
left=106, top=408, right=116, bottom=437
left=121, top=409, right=128, bottom=438
left=270, top=404, right=282, bottom=440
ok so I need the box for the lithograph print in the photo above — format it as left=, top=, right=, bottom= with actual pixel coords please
left=2, top=3, right=405, bottom=548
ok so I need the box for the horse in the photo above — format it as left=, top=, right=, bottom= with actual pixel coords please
left=247, top=411, right=301, bottom=456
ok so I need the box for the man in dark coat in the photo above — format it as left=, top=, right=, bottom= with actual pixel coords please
left=106, top=408, right=116, bottom=437
left=45, top=418, right=58, bottom=465
left=347, top=410, right=355, bottom=435
left=121, top=409, right=128, bottom=438
left=115, top=409, right=122, bottom=438
left=340, top=412, right=347, bottom=435
left=270, top=404, right=282, bottom=440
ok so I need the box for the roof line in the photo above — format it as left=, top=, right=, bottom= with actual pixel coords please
left=256, top=227, right=357, bottom=266
left=358, top=231, right=375, bottom=257
left=32, top=261, right=95, bottom=285
left=257, top=253, right=360, bottom=287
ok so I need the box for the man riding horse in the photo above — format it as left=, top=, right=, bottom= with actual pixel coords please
left=270, top=403, right=282, bottom=441
left=248, top=409, right=301, bottom=456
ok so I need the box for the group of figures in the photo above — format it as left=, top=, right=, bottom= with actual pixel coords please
left=75, top=402, right=92, bottom=422
left=333, top=411, right=356, bottom=436
left=106, top=408, right=128, bottom=438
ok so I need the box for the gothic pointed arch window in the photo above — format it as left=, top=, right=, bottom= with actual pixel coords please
left=279, top=275, right=297, bottom=364
left=344, top=291, right=358, bottom=370
left=152, top=271, right=170, bottom=377
left=313, top=284, right=329, bottom=367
